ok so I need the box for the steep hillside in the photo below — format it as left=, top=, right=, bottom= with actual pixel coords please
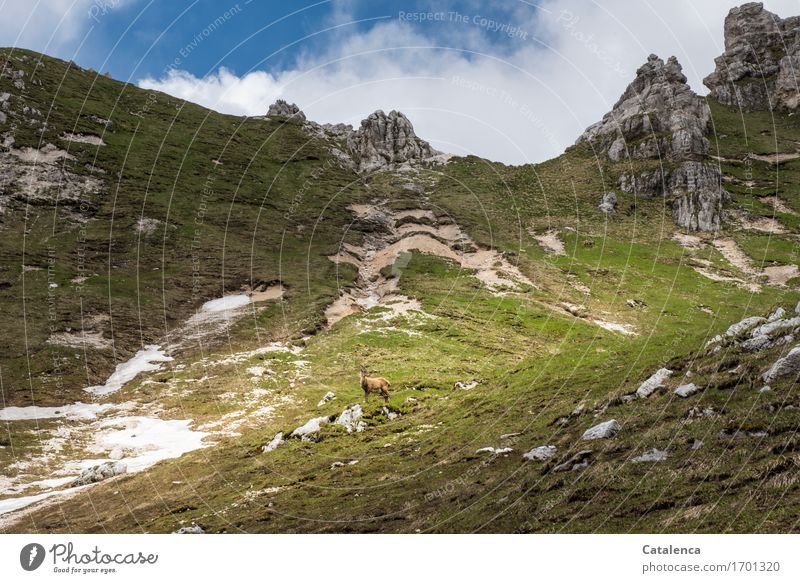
left=1, top=20, right=799, bottom=534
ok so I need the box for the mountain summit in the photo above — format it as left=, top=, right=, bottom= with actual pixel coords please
left=705, top=2, right=800, bottom=110
left=577, top=54, right=725, bottom=231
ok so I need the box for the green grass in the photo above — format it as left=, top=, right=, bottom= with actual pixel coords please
left=1, top=49, right=798, bottom=534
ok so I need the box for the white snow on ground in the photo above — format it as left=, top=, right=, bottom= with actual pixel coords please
left=200, top=294, right=251, bottom=312
left=0, top=486, right=90, bottom=516
left=0, top=402, right=115, bottom=421
left=81, top=416, right=210, bottom=473
left=84, top=345, right=172, bottom=396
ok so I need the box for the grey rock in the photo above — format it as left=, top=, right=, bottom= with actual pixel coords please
left=578, top=55, right=710, bottom=162
left=635, top=368, right=673, bottom=398
left=289, top=415, right=331, bottom=440
left=727, top=316, right=767, bottom=338
left=672, top=188, right=724, bottom=232
left=578, top=54, right=727, bottom=230
left=262, top=432, right=283, bottom=453
left=674, top=383, right=700, bottom=398
left=335, top=404, right=366, bottom=433
left=740, top=333, right=794, bottom=352
left=750, top=316, right=800, bottom=339
left=522, top=445, right=557, bottom=461
left=581, top=419, right=621, bottom=440
left=72, top=461, right=126, bottom=486
left=763, top=345, right=800, bottom=383
left=317, top=391, right=336, bottom=407
left=598, top=191, right=617, bottom=213
left=319, top=122, right=353, bottom=139
left=266, top=99, right=306, bottom=120
left=631, top=448, right=668, bottom=463
left=704, top=3, right=800, bottom=111
left=346, top=110, right=439, bottom=172
left=768, top=307, right=787, bottom=322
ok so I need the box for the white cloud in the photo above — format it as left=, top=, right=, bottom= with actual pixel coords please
left=0, top=0, right=132, bottom=57
left=137, top=1, right=800, bottom=163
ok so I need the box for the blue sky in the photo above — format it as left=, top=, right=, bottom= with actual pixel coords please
left=2, top=1, right=799, bottom=163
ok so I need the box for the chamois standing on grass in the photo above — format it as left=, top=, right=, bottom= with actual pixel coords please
left=360, top=367, right=390, bottom=402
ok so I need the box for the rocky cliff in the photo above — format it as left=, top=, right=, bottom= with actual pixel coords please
left=345, top=109, right=440, bottom=172
left=704, top=2, right=800, bottom=111
left=577, top=55, right=725, bottom=231
left=281, top=103, right=441, bottom=173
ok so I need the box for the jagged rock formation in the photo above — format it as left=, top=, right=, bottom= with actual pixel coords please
left=704, top=3, right=800, bottom=111
left=577, top=54, right=726, bottom=231
left=346, top=110, right=439, bottom=172
left=266, top=99, right=306, bottom=120
left=578, top=55, right=710, bottom=163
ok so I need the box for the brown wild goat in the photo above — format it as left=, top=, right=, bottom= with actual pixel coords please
left=360, top=367, right=390, bottom=402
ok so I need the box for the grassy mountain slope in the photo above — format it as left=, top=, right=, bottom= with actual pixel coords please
left=0, top=49, right=798, bottom=533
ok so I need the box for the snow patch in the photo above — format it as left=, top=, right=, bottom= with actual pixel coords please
left=84, top=345, right=172, bottom=396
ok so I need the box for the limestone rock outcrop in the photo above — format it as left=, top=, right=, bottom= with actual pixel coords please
left=704, top=3, right=800, bottom=111
left=266, top=99, right=306, bottom=120
left=577, top=54, right=726, bottom=231
left=578, top=55, right=710, bottom=163
left=346, top=110, right=439, bottom=172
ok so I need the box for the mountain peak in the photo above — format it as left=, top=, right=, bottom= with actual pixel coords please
left=704, top=2, right=800, bottom=110
left=345, top=109, right=439, bottom=172
left=578, top=54, right=708, bottom=163
left=266, top=99, right=306, bottom=120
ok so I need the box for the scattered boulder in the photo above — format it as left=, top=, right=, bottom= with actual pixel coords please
left=72, top=461, right=126, bottom=486
left=317, top=391, right=336, bottom=407
left=289, top=416, right=331, bottom=440
left=635, top=368, right=673, bottom=398
left=598, top=192, right=617, bottom=213
left=522, top=445, right=557, bottom=461
left=631, top=448, right=668, bottom=463
left=581, top=419, right=621, bottom=440
left=346, top=110, right=439, bottom=172
left=704, top=3, right=800, bottom=111
left=454, top=380, right=479, bottom=390
left=262, top=432, right=284, bottom=453
left=763, top=345, right=800, bottom=383
left=674, top=383, right=700, bottom=398
left=380, top=406, right=398, bottom=420
left=335, top=404, right=366, bottom=433
left=266, top=99, right=306, bottom=120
